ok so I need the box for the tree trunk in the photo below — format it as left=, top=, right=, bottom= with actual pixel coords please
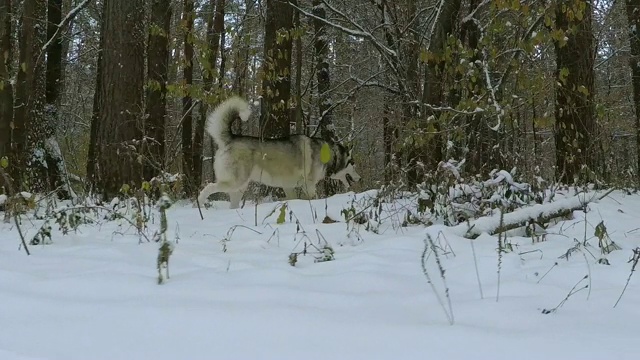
left=312, top=0, right=336, bottom=142
left=0, top=0, right=13, bottom=190
left=91, top=0, right=145, bottom=198
left=182, top=0, right=195, bottom=194
left=382, top=93, right=397, bottom=184
left=13, top=0, right=47, bottom=192
left=554, top=0, right=596, bottom=184
left=193, top=0, right=225, bottom=187
left=626, top=0, right=640, bottom=187
left=461, top=0, right=502, bottom=176
left=86, top=12, right=105, bottom=187
left=293, top=0, right=303, bottom=134
left=413, top=0, right=462, bottom=186
left=260, top=0, right=294, bottom=139
left=43, top=0, right=75, bottom=199
left=144, top=0, right=172, bottom=181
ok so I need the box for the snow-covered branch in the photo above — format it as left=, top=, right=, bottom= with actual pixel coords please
left=289, top=1, right=395, bottom=57
left=289, top=0, right=403, bottom=84
left=452, top=193, right=596, bottom=239
left=462, top=0, right=491, bottom=24
left=412, top=101, right=486, bottom=116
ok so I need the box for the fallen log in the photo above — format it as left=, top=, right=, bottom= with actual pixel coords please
left=452, top=193, right=597, bottom=239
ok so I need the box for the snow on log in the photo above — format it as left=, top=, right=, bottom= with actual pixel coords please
left=449, top=193, right=596, bottom=239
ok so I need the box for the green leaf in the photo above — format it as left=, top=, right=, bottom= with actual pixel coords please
left=320, top=143, right=331, bottom=164
left=277, top=204, right=287, bottom=224
left=577, top=85, right=589, bottom=96
left=0, top=156, right=8, bottom=169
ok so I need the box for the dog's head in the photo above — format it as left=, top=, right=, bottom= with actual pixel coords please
left=329, top=145, right=361, bottom=188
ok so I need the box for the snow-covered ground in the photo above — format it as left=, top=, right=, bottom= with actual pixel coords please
left=1, top=190, right=639, bottom=360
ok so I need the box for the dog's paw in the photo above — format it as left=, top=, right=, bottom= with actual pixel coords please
left=196, top=196, right=209, bottom=207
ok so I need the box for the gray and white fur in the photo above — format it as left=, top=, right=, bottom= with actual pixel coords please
left=197, top=96, right=361, bottom=209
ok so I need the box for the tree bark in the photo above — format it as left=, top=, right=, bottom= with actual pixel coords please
left=90, top=0, right=145, bottom=198
left=312, top=0, right=336, bottom=142
left=554, top=0, right=596, bottom=184
left=182, top=0, right=195, bottom=194
left=260, top=0, right=294, bottom=139
left=13, top=0, right=47, bottom=192
left=144, top=0, right=172, bottom=181
left=461, top=0, right=502, bottom=176
left=42, top=0, right=75, bottom=199
left=86, top=10, right=105, bottom=187
left=0, top=0, right=13, bottom=188
left=413, top=0, right=462, bottom=186
left=626, top=0, right=640, bottom=187
left=293, top=0, right=303, bottom=134
left=193, top=0, right=225, bottom=187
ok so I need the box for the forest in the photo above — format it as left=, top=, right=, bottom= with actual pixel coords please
left=2, top=2, right=640, bottom=357
left=0, top=0, right=637, bottom=204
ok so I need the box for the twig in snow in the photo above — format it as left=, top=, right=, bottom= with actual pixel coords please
left=536, top=262, right=558, bottom=284
left=470, top=239, right=484, bottom=299
left=613, top=247, right=640, bottom=308
left=496, top=209, right=505, bottom=302
left=422, top=233, right=454, bottom=325
left=0, top=167, right=31, bottom=255
left=541, top=275, right=589, bottom=314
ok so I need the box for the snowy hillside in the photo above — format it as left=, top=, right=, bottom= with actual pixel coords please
left=1, top=189, right=639, bottom=360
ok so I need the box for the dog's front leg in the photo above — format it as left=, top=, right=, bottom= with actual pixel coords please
left=229, top=192, right=243, bottom=209
left=283, top=188, right=297, bottom=200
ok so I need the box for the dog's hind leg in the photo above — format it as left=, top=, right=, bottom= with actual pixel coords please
left=213, top=180, right=250, bottom=209
left=197, top=182, right=219, bottom=205
left=300, top=182, right=317, bottom=200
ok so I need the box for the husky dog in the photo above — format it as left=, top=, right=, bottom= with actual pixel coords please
left=197, top=96, right=361, bottom=209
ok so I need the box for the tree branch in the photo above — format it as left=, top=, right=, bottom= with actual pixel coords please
left=36, top=0, right=93, bottom=68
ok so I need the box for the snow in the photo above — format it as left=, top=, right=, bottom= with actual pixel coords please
left=1, top=190, right=640, bottom=359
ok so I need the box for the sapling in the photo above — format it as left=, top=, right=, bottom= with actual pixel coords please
left=594, top=221, right=621, bottom=255
left=156, top=194, right=174, bottom=285
left=422, top=233, right=454, bottom=325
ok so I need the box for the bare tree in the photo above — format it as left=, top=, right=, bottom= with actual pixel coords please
left=89, top=0, right=146, bottom=197
left=144, top=0, right=173, bottom=181
left=193, top=0, right=225, bottom=188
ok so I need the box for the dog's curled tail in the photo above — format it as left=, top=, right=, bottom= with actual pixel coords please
left=206, top=96, right=252, bottom=147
